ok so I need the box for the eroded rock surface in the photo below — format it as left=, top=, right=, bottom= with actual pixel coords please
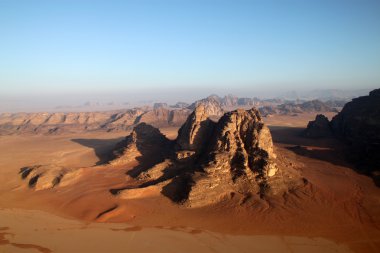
left=304, top=89, right=380, bottom=184
left=110, top=106, right=302, bottom=207
left=19, top=105, right=304, bottom=207
left=176, top=104, right=216, bottom=152
left=331, top=89, right=380, bottom=178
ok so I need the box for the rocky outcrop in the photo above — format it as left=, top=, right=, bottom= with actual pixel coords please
left=109, top=105, right=302, bottom=207
left=303, top=114, right=333, bottom=138
left=303, top=89, right=380, bottom=184
left=187, top=96, right=224, bottom=117
left=185, top=108, right=278, bottom=207
left=330, top=89, right=380, bottom=178
left=110, top=123, right=173, bottom=167
left=190, top=94, right=259, bottom=111
left=176, top=105, right=216, bottom=152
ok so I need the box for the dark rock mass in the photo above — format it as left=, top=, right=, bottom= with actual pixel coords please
left=303, top=114, right=333, bottom=138
left=304, top=89, right=380, bottom=184
left=330, top=89, right=380, bottom=178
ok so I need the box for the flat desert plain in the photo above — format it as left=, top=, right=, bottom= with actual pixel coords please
left=0, top=112, right=379, bottom=253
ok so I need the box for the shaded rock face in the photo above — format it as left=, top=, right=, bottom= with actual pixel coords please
left=110, top=106, right=294, bottom=207
left=303, top=89, right=380, bottom=184
left=176, top=105, right=216, bottom=152
left=110, top=123, right=173, bottom=169
left=330, top=89, right=380, bottom=177
left=303, top=114, right=332, bottom=138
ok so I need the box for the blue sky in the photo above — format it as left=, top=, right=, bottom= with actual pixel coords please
left=0, top=0, right=379, bottom=106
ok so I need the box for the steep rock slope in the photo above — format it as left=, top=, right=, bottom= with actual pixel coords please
left=330, top=89, right=380, bottom=175
left=304, top=89, right=380, bottom=183
left=110, top=106, right=303, bottom=207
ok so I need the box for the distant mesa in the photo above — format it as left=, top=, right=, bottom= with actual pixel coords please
left=0, top=94, right=347, bottom=135
left=153, top=103, right=168, bottom=109
left=304, top=88, right=380, bottom=185
left=259, top=99, right=337, bottom=117
left=170, top=102, right=189, bottom=109
left=187, top=95, right=224, bottom=117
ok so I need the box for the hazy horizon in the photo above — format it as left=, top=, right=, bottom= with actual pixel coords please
left=0, top=87, right=375, bottom=113
left=1, top=0, right=379, bottom=112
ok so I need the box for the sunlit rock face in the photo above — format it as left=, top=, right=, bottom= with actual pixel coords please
left=186, top=108, right=278, bottom=207
left=107, top=106, right=294, bottom=207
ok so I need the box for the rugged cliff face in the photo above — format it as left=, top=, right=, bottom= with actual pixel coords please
left=107, top=106, right=303, bottom=207
left=184, top=108, right=279, bottom=207
left=331, top=89, right=380, bottom=175
left=304, top=89, right=380, bottom=184
left=176, top=104, right=216, bottom=152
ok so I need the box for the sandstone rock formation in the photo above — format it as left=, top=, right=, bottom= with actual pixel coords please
left=109, top=106, right=302, bottom=207
left=189, top=94, right=259, bottom=111
left=330, top=89, right=380, bottom=177
left=187, top=96, right=224, bottom=117
left=110, top=123, right=173, bottom=168
left=183, top=108, right=279, bottom=207
left=304, top=89, right=380, bottom=184
left=303, top=114, right=332, bottom=138
left=176, top=105, right=216, bottom=152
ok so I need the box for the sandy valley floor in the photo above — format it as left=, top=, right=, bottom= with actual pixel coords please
left=0, top=113, right=380, bottom=253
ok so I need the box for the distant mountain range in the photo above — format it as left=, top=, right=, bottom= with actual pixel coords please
left=0, top=92, right=361, bottom=135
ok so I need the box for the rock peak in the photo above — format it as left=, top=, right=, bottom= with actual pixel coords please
left=108, top=106, right=303, bottom=207
left=176, top=104, right=216, bottom=152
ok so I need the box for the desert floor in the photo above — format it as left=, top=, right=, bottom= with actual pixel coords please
left=0, top=112, right=379, bottom=253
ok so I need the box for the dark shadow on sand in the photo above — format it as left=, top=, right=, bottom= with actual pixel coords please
left=269, top=126, right=351, bottom=168
left=71, top=137, right=125, bottom=165
left=108, top=123, right=195, bottom=203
